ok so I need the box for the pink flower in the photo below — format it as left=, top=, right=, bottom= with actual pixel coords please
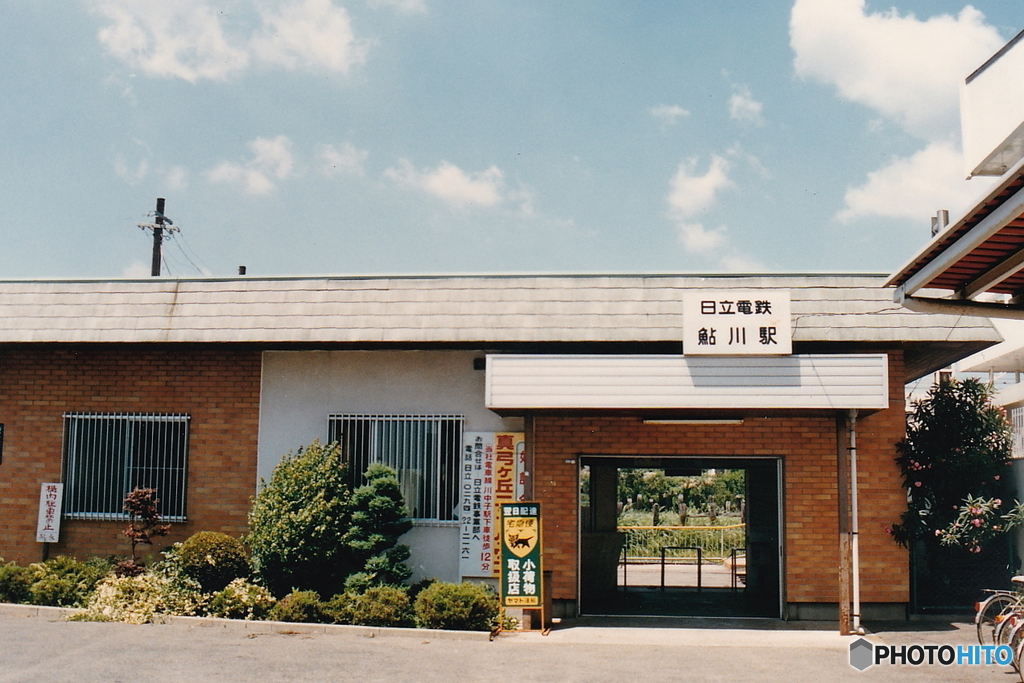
left=914, top=481, right=922, bottom=487
left=884, top=525, right=892, bottom=535
left=995, top=475, right=1001, bottom=481
left=972, top=518, right=983, bottom=527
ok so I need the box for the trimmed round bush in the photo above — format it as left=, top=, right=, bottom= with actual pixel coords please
left=413, top=581, right=499, bottom=631
left=268, top=589, right=326, bottom=623
left=347, top=586, right=414, bottom=628
left=176, top=531, right=249, bottom=592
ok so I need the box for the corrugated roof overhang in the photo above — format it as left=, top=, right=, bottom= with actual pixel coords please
left=887, top=157, right=1024, bottom=319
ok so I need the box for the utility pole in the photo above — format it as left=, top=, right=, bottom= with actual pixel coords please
left=151, top=198, right=165, bottom=276
left=137, top=198, right=176, bottom=277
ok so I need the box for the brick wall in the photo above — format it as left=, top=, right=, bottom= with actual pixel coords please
left=0, top=344, right=261, bottom=565
left=532, top=351, right=909, bottom=607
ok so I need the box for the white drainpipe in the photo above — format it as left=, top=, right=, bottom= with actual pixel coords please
left=849, top=409, right=863, bottom=634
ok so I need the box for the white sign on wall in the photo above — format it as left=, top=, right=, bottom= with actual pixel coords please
left=36, top=482, right=63, bottom=543
left=683, top=290, right=792, bottom=355
left=459, top=432, right=524, bottom=579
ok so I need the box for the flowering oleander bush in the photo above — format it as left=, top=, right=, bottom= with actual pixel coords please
left=937, top=494, right=1024, bottom=554
left=889, top=378, right=1014, bottom=552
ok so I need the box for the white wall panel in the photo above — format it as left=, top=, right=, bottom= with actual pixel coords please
left=486, top=354, right=889, bottom=410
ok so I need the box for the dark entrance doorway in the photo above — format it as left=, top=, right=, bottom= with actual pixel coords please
left=579, top=456, right=781, bottom=618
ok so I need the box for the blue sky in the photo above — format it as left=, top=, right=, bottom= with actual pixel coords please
left=1, top=1, right=1021, bottom=279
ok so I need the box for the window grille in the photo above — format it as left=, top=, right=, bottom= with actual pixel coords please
left=62, top=413, right=189, bottom=521
left=1013, top=406, right=1024, bottom=460
left=328, top=414, right=462, bottom=522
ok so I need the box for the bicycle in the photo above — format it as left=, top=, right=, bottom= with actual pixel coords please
left=976, top=582, right=1021, bottom=646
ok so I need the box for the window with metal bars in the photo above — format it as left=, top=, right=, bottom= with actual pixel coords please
left=1013, top=406, right=1024, bottom=460
left=327, top=414, right=462, bottom=522
left=61, top=413, right=189, bottom=521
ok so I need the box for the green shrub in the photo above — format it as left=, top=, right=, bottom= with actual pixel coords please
left=79, top=574, right=169, bottom=624
left=322, top=592, right=354, bottom=624
left=207, top=578, right=276, bottom=620
left=176, top=531, right=249, bottom=592
left=247, top=441, right=358, bottom=597
left=267, top=589, right=326, bottom=623
left=27, top=556, right=111, bottom=607
left=408, top=577, right=436, bottom=601
left=413, top=581, right=499, bottom=632
left=0, top=559, right=33, bottom=604
left=346, top=464, right=413, bottom=587
left=347, top=585, right=414, bottom=628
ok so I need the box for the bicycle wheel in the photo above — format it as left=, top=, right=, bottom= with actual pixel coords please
left=997, top=610, right=1023, bottom=648
left=1009, top=620, right=1024, bottom=672
left=1017, top=636, right=1024, bottom=683
left=979, top=593, right=1016, bottom=646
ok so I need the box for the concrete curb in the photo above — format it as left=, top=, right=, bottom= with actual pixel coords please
left=0, top=603, right=494, bottom=641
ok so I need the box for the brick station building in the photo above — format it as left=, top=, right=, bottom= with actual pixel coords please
left=0, top=274, right=999, bottom=620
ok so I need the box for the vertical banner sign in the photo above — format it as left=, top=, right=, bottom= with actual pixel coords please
left=459, top=433, right=494, bottom=578
left=500, top=502, right=542, bottom=608
left=460, top=432, right=525, bottom=579
left=682, top=290, right=792, bottom=355
left=491, top=432, right=519, bottom=578
left=36, top=483, right=63, bottom=543
left=515, top=436, right=527, bottom=501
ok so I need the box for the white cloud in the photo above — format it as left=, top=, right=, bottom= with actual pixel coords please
left=207, top=135, right=296, bottom=194
left=251, top=0, right=369, bottom=73
left=666, top=155, right=733, bottom=254
left=122, top=261, right=151, bottom=278
left=675, top=222, right=726, bottom=253
left=368, top=0, right=427, bottom=15
left=165, top=166, right=190, bottom=191
left=384, top=159, right=505, bottom=208
left=728, top=85, right=764, bottom=126
left=93, top=0, right=368, bottom=82
left=319, top=141, right=368, bottom=177
left=649, top=105, right=690, bottom=126
left=719, top=253, right=765, bottom=273
left=790, top=0, right=1003, bottom=141
left=791, top=0, right=1006, bottom=225
left=836, top=140, right=983, bottom=224
left=94, top=1, right=250, bottom=82
left=667, top=155, right=733, bottom=219
left=113, top=155, right=148, bottom=185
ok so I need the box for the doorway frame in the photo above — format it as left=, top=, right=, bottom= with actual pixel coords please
left=576, top=454, right=784, bottom=619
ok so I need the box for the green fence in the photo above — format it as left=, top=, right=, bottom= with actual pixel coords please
left=619, top=524, right=745, bottom=564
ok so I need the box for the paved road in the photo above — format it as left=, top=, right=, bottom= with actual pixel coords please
left=0, top=611, right=1013, bottom=683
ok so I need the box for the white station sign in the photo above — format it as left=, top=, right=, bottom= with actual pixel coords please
left=683, top=290, right=792, bottom=355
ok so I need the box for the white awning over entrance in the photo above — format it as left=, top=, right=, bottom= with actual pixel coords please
left=485, top=354, right=889, bottom=411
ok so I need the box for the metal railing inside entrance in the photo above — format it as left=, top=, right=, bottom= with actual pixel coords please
left=618, top=524, right=746, bottom=591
